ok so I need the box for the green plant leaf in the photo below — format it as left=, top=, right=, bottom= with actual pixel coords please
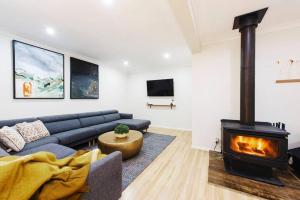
left=114, top=124, right=130, bottom=134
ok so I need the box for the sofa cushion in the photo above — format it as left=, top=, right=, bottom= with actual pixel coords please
left=20, top=136, right=59, bottom=152
left=43, top=119, right=82, bottom=135
left=0, top=146, right=9, bottom=157
left=89, top=122, right=118, bottom=134
left=79, top=116, right=106, bottom=127
left=77, top=110, right=118, bottom=118
left=54, top=127, right=98, bottom=145
left=0, top=126, right=25, bottom=152
left=103, top=114, right=121, bottom=123
left=38, top=114, right=82, bottom=135
left=120, top=113, right=133, bottom=119
left=115, top=119, right=150, bottom=130
left=0, top=118, right=37, bottom=128
left=38, top=114, right=78, bottom=123
left=15, top=143, right=76, bottom=159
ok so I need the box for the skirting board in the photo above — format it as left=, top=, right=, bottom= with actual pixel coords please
left=149, top=125, right=191, bottom=132
left=192, top=143, right=221, bottom=152
left=191, top=145, right=215, bottom=152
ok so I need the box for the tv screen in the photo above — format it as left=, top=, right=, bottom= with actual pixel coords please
left=147, top=79, right=174, bottom=96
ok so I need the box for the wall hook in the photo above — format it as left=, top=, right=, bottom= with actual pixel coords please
left=289, top=59, right=295, bottom=65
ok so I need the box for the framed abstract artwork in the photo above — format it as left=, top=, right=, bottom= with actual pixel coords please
left=13, top=40, right=64, bottom=99
left=70, top=57, right=99, bottom=99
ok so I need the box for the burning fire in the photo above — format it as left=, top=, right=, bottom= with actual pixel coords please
left=230, top=135, right=279, bottom=158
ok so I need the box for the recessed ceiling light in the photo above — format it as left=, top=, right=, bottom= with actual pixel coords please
left=163, top=53, right=171, bottom=59
left=123, top=61, right=129, bottom=66
left=102, top=0, right=114, bottom=6
left=46, top=27, right=55, bottom=35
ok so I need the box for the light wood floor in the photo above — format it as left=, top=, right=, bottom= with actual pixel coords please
left=121, top=127, right=263, bottom=200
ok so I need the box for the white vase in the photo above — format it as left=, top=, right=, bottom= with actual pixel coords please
left=115, top=133, right=128, bottom=139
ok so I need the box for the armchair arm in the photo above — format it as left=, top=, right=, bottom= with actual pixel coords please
left=81, top=151, right=122, bottom=200
left=120, top=113, right=133, bottom=119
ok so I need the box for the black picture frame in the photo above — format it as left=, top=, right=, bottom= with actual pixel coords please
left=12, top=40, right=65, bottom=99
left=70, top=57, right=99, bottom=99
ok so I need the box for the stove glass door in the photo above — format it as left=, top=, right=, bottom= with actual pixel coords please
left=230, top=135, right=279, bottom=159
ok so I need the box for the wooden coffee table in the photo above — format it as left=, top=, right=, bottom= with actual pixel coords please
left=97, top=130, right=143, bottom=160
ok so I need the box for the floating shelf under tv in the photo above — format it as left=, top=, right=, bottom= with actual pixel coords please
left=147, top=103, right=176, bottom=109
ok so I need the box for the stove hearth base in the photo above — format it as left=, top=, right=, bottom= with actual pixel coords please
left=209, top=151, right=300, bottom=200
left=224, top=157, right=284, bottom=186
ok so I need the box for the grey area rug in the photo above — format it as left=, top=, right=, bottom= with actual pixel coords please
left=122, top=132, right=175, bottom=190
left=80, top=132, right=175, bottom=190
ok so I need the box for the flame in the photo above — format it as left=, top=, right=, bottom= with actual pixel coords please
left=230, top=135, right=279, bottom=158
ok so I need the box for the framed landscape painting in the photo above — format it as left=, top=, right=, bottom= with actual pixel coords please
left=13, top=40, right=64, bottom=99
left=70, top=57, right=99, bottom=99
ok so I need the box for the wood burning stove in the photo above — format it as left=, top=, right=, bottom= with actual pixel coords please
left=221, top=8, right=290, bottom=186
left=222, top=120, right=289, bottom=186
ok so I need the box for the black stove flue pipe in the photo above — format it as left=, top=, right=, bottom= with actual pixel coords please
left=233, top=8, right=268, bottom=125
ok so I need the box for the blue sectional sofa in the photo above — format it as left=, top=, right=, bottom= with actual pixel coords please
left=0, top=109, right=150, bottom=153
left=0, top=110, right=151, bottom=200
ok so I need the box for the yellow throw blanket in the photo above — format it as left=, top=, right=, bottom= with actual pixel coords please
left=0, top=149, right=106, bottom=200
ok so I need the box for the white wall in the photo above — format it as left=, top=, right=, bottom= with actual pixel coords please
left=0, top=31, right=192, bottom=132
left=192, top=26, right=300, bottom=151
left=124, top=66, right=192, bottom=130
left=0, top=32, right=128, bottom=119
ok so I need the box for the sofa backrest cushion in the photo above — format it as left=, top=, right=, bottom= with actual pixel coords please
left=0, top=118, right=37, bottom=129
left=43, top=120, right=81, bottom=135
left=77, top=110, right=119, bottom=127
left=79, top=116, right=106, bottom=127
left=38, top=114, right=81, bottom=135
left=38, top=114, right=78, bottom=123
left=103, top=113, right=121, bottom=123
left=77, top=110, right=118, bottom=118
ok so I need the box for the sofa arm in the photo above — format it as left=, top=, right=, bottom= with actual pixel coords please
left=81, top=151, right=122, bottom=200
left=120, top=113, right=133, bottom=119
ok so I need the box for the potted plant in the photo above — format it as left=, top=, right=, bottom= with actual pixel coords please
left=114, top=124, right=130, bottom=139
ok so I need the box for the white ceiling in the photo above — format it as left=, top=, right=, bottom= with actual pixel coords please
left=0, top=0, right=191, bottom=70
left=188, top=0, right=300, bottom=47
left=1, top=1, right=300, bottom=65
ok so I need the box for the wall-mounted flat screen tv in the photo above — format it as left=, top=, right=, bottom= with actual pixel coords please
left=147, top=79, right=174, bottom=96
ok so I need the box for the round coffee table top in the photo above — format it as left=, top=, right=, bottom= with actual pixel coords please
left=98, top=130, right=142, bottom=145
left=98, top=130, right=143, bottom=159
